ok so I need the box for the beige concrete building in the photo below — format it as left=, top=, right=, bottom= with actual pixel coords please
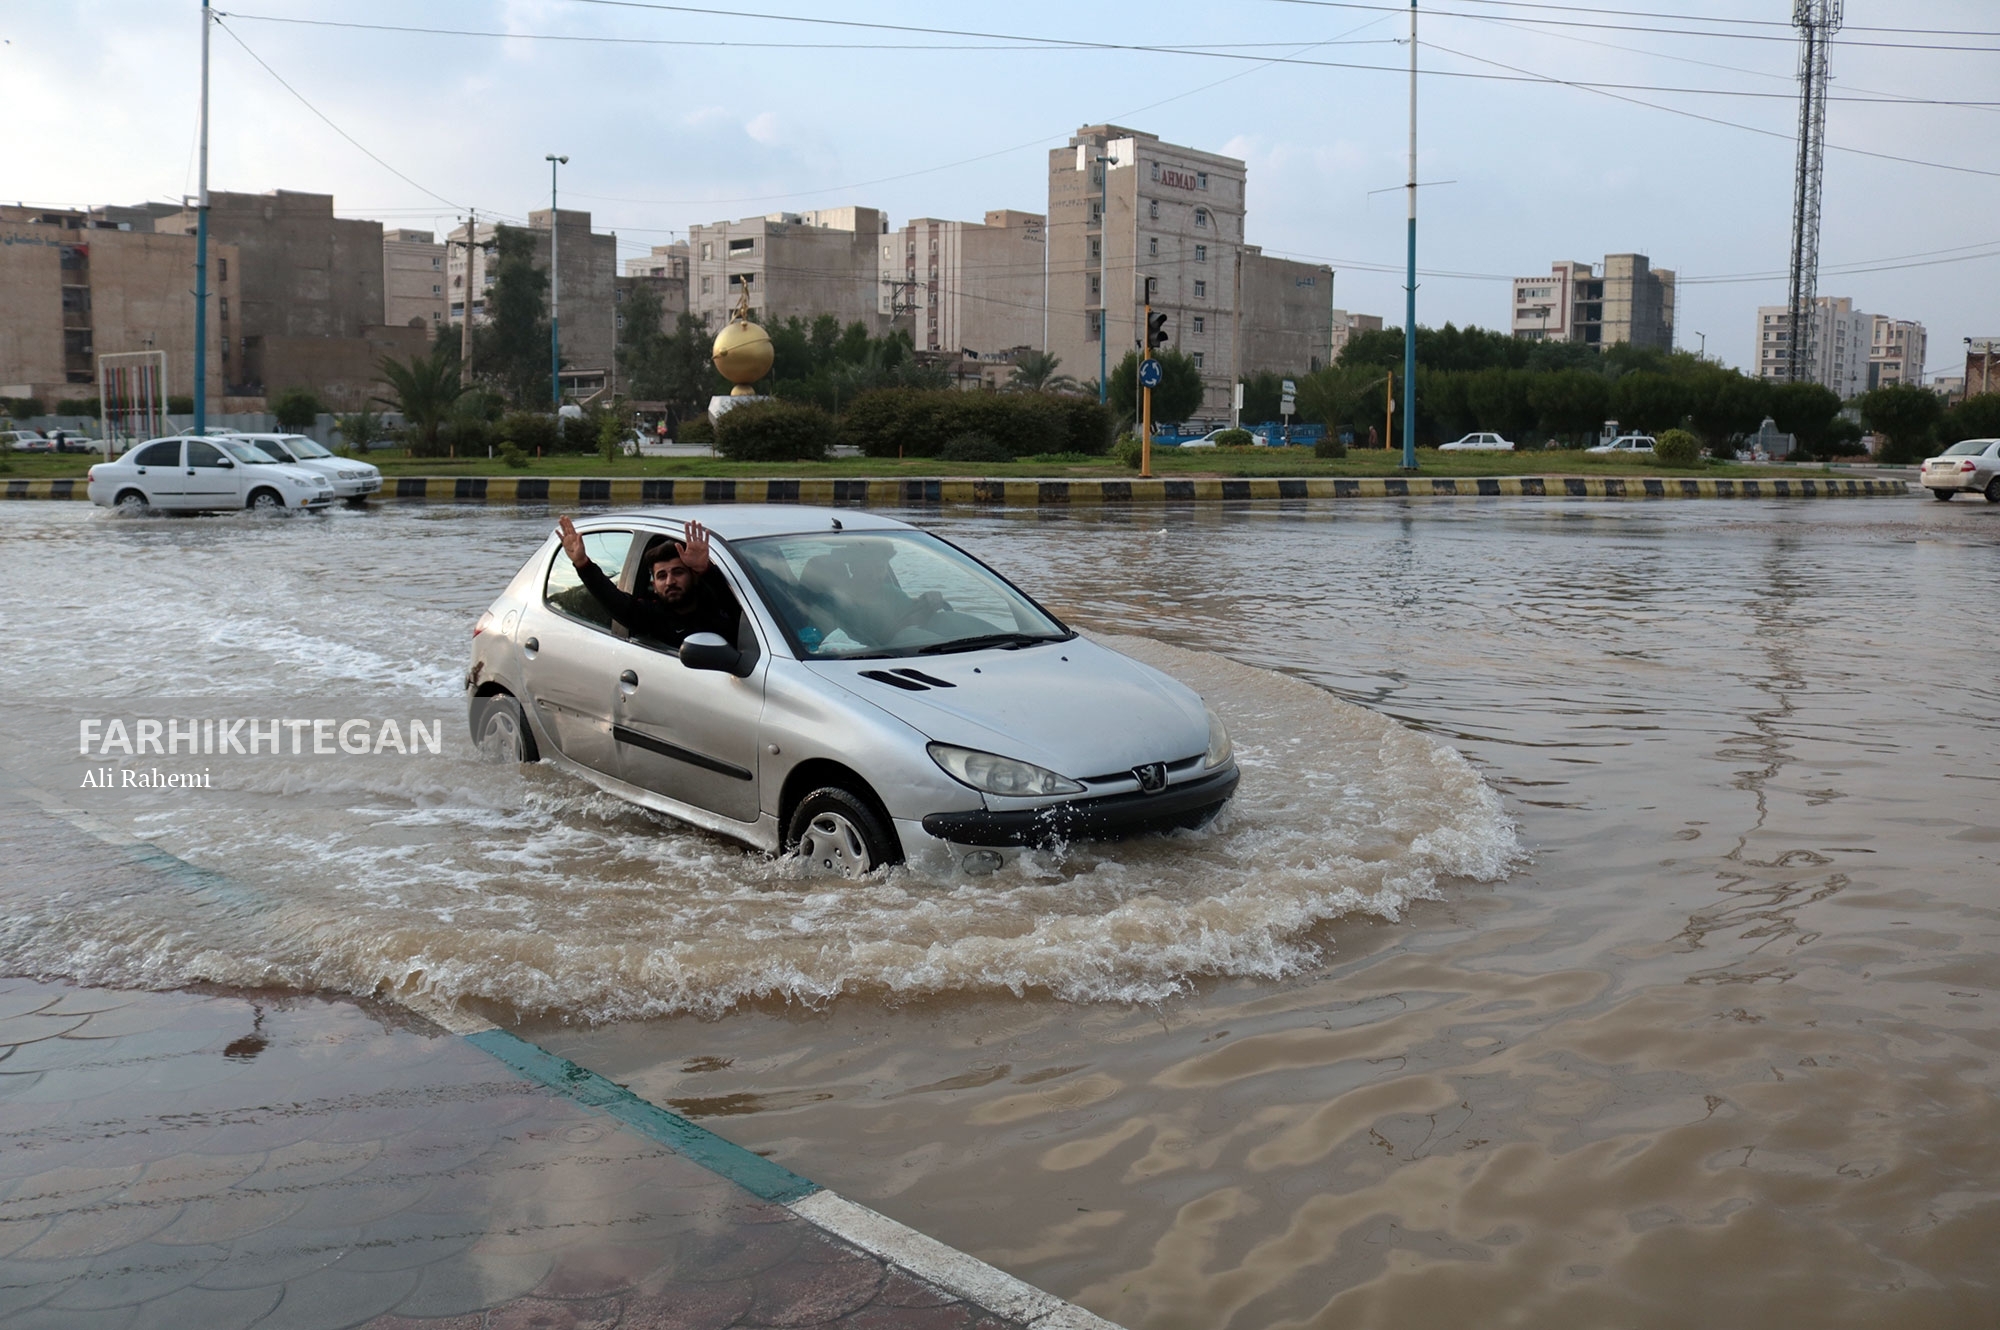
left=1866, top=316, right=1927, bottom=389
left=446, top=209, right=621, bottom=399
left=384, top=229, right=448, bottom=331
left=685, top=208, right=890, bottom=335
left=1047, top=126, right=1249, bottom=418
left=1239, top=246, right=1333, bottom=377
left=0, top=205, right=237, bottom=405
left=155, top=190, right=389, bottom=400
left=1511, top=254, right=1674, bottom=350
left=623, top=242, right=690, bottom=281
left=881, top=210, right=1045, bottom=359
left=1755, top=296, right=1870, bottom=399
left=1963, top=338, right=1998, bottom=398
left=1330, top=309, right=1384, bottom=361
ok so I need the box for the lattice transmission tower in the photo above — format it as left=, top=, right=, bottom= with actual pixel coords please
left=1785, top=0, right=1843, bottom=383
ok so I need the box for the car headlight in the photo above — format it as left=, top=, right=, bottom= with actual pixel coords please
left=928, top=743, right=1083, bottom=797
left=1204, top=707, right=1232, bottom=769
left=288, top=476, right=310, bottom=487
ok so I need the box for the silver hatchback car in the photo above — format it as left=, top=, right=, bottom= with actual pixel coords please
left=466, top=507, right=1238, bottom=876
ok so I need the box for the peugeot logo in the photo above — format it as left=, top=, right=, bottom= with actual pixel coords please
left=1133, top=762, right=1168, bottom=794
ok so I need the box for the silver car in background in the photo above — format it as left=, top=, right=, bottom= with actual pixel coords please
left=222, top=432, right=382, bottom=501
left=466, top=507, right=1238, bottom=877
left=1919, top=438, right=2000, bottom=502
left=85, top=436, right=335, bottom=511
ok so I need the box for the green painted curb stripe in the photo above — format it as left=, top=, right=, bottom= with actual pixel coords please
left=466, top=1027, right=820, bottom=1205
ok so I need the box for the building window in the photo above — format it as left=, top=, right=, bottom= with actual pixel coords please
left=1149, top=237, right=1158, bottom=256
left=1090, top=203, right=1101, bottom=223
left=1197, top=172, right=1208, bottom=190
left=431, top=256, right=441, bottom=269
left=219, top=297, right=229, bottom=318
left=432, top=310, right=441, bottom=322
left=1089, top=238, right=1101, bottom=259
left=700, top=242, right=713, bottom=260
left=1150, top=162, right=1160, bottom=181
left=1088, top=311, right=1101, bottom=342
left=701, top=276, right=714, bottom=294
left=432, top=284, right=442, bottom=295
left=1195, top=244, right=1206, bottom=262
left=615, top=314, right=625, bottom=329
left=728, top=238, right=755, bottom=253
left=1193, top=316, right=1204, bottom=334
left=1192, top=352, right=1204, bottom=368
left=218, top=258, right=227, bottom=281
left=1089, top=275, right=1100, bottom=298
left=1194, top=280, right=1207, bottom=298
left=1149, top=200, right=1159, bottom=220
left=1195, top=209, right=1209, bottom=228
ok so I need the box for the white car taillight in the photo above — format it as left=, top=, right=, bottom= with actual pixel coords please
left=473, top=610, right=495, bottom=638
left=1963, top=460, right=1979, bottom=472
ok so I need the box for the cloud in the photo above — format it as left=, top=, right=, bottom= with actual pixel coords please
left=745, top=112, right=781, bottom=146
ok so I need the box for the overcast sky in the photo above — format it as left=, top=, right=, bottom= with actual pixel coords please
left=8, top=0, right=1997, bottom=376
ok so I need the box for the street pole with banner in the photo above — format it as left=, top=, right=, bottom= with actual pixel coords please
left=1280, top=377, right=1296, bottom=446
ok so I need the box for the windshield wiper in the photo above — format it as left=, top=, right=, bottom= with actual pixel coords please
left=913, top=632, right=1069, bottom=656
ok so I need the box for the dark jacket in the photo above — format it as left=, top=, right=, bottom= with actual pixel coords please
left=576, top=559, right=739, bottom=649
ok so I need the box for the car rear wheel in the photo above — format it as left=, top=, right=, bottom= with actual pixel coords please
left=470, top=695, right=538, bottom=763
left=248, top=488, right=284, bottom=511
left=114, top=489, right=148, bottom=511
left=1932, top=489, right=1955, bottom=501
left=1986, top=477, right=2000, bottom=504
left=786, top=785, right=896, bottom=878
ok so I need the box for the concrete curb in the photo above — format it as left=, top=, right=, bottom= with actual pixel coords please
left=6, top=473, right=1911, bottom=505
left=0, top=766, right=1128, bottom=1330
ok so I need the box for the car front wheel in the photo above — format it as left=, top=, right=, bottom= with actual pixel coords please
left=1932, top=489, right=1955, bottom=501
left=248, top=488, right=285, bottom=511
left=787, top=785, right=897, bottom=878
left=470, top=694, right=538, bottom=763
left=1986, top=477, right=2000, bottom=504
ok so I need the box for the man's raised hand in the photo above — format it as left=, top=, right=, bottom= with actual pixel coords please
left=680, top=519, right=713, bottom=575
left=556, top=515, right=587, bottom=567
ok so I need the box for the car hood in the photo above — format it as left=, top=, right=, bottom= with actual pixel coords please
left=807, top=635, right=1209, bottom=778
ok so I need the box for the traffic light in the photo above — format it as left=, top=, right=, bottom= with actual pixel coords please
left=1146, top=309, right=1169, bottom=353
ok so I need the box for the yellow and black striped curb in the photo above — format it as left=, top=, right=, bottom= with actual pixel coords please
left=8, top=474, right=1911, bottom=506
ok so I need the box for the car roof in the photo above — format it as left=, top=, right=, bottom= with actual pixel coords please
left=570, top=505, right=916, bottom=541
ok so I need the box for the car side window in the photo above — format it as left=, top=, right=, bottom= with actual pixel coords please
left=187, top=441, right=226, bottom=468
left=544, top=531, right=634, bottom=632
left=132, top=441, right=181, bottom=468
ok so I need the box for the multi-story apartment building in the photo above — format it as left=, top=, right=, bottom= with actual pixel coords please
left=685, top=208, right=890, bottom=334
left=623, top=243, right=691, bottom=281
left=383, top=229, right=447, bottom=330
left=1329, top=309, right=1384, bottom=361
left=1866, top=316, right=1926, bottom=389
left=880, top=210, right=1045, bottom=359
left=446, top=209, right=620, bottom=398
left=1965, top=338, right=1999, bottom=398
left=1511, top=255, right=1674, bottom=350
left=1754, top=296, right=1870, bottom=399
left=0, top=204, right=238, bottom=405
left=1240, top=246, right=1334, bottom=378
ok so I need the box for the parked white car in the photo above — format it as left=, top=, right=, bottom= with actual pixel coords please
left=1439, top=432, right=1515, bottom=452
left=1586, top=434, right=1656, bottom=456
left=1919, top=437, right=2000, bottom=502
left=468, top=507, right=1239, bottom=877
left=222, top=431, right=382, bottom=501
left=86, top=436, right=335, bottom=512
left=3, top=430, right=56, bottom=453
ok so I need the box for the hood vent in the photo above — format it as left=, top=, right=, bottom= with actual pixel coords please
left=858, top=667, right=958, bottom=692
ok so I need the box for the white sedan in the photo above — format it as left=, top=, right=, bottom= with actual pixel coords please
left=1919, top=437, right=2000, bottom=502
left=1586, top=434, right=1656, bottom=456
left=1439, top=432, right=1515, bottom=452
left=86, top=436, right=335, bottom=512
left=222, top=431, right=382, bottom=501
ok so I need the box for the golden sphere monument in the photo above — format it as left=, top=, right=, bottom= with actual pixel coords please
left=710, top=279, right=773, bottom=396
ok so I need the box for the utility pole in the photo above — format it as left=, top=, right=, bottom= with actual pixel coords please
left=459, top=208, right=475, bottom=373
left=1401, top=0, right=1419, bottom=470
left=546, top=154, right=568, bottom=411
left=1094, top=150, right=1117, bottom=404
left=1141, top=277, right=1163, bottom=480
left=1785, top=0, right=1842, bottom=383
left=193, top=0, right=211, bottom=437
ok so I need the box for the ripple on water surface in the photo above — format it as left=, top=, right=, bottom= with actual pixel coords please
left=2, top=636, right=1518, bottom=1022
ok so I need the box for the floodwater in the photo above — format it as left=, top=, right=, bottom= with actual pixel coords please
left=3, top=494, right=1998, bottom=1326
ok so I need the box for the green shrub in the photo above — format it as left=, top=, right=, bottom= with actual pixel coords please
left=269, top=387, right=325, bottom=430
left=558, top=411, right=605, bottom=453
left=680, top=414, right=715, bottom=447
left=441, top=415, right=495, bottom=456
left=714, top=400, right=836, bottom=462
left=1315, top=435, right=1348, bottom=460
left=53, top=397, right=96, bottom=416
left=935, top=432, right=1013, bottom=464
left=3, top=396, right=50, bottom=418
left=840, top=390, right=1111, bottom=459
left=1210, top=428, right=1255, bottom=448
left=1114, top=434, right=1144, bottom=469
left=1653, top=428, right=1702, bottom=467
left=497, top=410, right=559, bottom=456
left=499, top=443, right=529, bottom=469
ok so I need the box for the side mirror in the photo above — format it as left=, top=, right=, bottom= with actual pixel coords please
left=679, top=632, right=741, bottom=674
left=217, top=459, right=234, bottom=468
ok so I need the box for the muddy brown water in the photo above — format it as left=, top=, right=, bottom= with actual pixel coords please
left=2, top=496, right=1996, bottom=1326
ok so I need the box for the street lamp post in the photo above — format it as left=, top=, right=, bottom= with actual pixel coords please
left=1094, top=152, right=1117, bottom=404
left=546, top=154, right=568, bottom=411
left=1695, top=331, right=1707, bottom=359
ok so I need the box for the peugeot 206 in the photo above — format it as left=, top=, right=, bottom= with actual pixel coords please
left=466, top=507, right=1238, bottom=877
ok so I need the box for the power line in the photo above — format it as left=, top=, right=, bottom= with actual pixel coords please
left=1260, top=0, right=2000, bottom=49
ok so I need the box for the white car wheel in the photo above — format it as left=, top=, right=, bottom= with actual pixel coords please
left=787, top=786, right=895, bottom=878
left=248, top=488, right=285, bottom=511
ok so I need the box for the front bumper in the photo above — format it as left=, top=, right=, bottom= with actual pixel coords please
left=333, top=476, right=382, bottom=498
left=920, top=765, right=1240, bottom=847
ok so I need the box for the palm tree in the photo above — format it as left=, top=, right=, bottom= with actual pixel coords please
left=375, top=345, right=470, bottom=453
left=1006, top=349, right=1080, bottom=395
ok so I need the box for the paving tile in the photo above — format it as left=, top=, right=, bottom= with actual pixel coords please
left=741, top=1242, right=886, bottom=1328
left=362, top=1314, right=484, bottom=1330
left=0, top=1213, right=54, bottom=1260
left=120, top=1151, right=272, bottom=1210
left=486, top=1293, right=624, bottom=1329
left=620, top=1277, right=757, bottom=1330
left=1, top=1301, right=139, bottom=1330
left=13, top=1195, right=178, bottom=1262
left=188, top=1223, right=359, bottom=1290
left=0, top=1013, right=93, bottom=1047
left=259, top=1263, right=422, bottom=1330
left=234, top=1137, right=384, bottom=1194
left=45, top=1240, right=227, bottom=1311
left=279, top=1176, right=433, bottom=1232
left=146, top=1188, right=310, bottom=1249
left=667, top=1216, right=806, bottom=1283
left=0, top=988, right=65, bottom=1024
left=874, top=1272, right=963, bottom=1310
left=124, top=1281, right=283, bottom=1330
left=392, top=1242, right=553, bottom=1318
left=838, top=1301, right=990, bottom=1330
left=531, top=1242, right=666, bottom=1299
left=322, top=1204, right=486, bottom=1276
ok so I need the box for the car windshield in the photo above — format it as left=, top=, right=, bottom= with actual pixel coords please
left=1942, top=440, right=1989, bottom=456
left=221, top=441, right=283, bottom=464
left=731, top=529, right=1071, bottom=660
left=282, top=436, right=333, bottom=458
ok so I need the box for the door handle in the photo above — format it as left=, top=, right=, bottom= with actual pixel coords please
left=523, top=636, right=539, bottom=658
left=619, top=669, right=639, bottom=686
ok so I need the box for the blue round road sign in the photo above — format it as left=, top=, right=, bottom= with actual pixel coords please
left=1139, top=359, right=1164, bottom=388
